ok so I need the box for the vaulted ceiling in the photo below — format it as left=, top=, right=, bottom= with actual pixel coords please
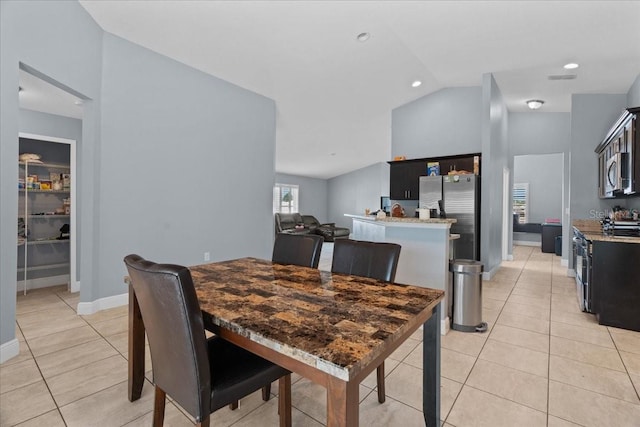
left=21, top=1, right=640, bottom=179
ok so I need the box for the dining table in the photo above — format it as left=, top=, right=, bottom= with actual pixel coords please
left=127, top=257, right=444, bottom=427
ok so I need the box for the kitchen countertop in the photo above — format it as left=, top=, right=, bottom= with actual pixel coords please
left=346, top=214, right=456, bottom=225
left=573, top=219, right=640, bottom=244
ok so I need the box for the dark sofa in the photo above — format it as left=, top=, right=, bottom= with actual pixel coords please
left=274, top=213, right=350, bottom=242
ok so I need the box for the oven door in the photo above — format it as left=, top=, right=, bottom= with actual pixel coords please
left=574, top=237, right=591, bottom=312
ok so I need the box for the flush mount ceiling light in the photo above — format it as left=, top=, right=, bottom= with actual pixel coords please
left=526, top=99, right=545, bottom=110
left=563, top=62, right=579, bottom=70
left=356, top=32, right=370, bottom=42
left=411, top=80, right=422, bottom=88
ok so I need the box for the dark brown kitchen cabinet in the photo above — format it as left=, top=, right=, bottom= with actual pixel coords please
left=389, top=160, right=426, bottom=200
left=591, top=240, right=640, bottom=332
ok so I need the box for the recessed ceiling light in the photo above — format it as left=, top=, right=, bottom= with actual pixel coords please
left=356, top=32, right=370, bottom=42
left=411, top=80, right=422, bottom=88
left=563, top=63, right=579, bottom=70
left=526, top=99, right=545, bottom=110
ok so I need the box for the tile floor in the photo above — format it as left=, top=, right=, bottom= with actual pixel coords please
left=2, top=245, right=640, bottom=426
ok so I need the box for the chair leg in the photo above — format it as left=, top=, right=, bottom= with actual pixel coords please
left=228, top=401, right=239, bottom=410
left=196, top=416, right=210, bottom=427
left=262, top=383, right=272, bottom=401
left=153, top=386, right=166, bottom=427
left=377, top=362, right=386, bottom=403
left=278, top=374, right=292, bottom=427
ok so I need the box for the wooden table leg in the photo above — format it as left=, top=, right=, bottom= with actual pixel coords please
left=128, top=282, right=146, bottom=401
left=326, top=376, right=359, bottom=427
left=423, top=303, right=441, bottom=426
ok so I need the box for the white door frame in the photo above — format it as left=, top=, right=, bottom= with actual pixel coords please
left=502, top=167, right=512, bottom=261
left=18, top=132, right=78, bottom=292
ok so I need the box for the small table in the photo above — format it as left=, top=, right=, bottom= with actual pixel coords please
left=128, top=257, right=443, bottom=426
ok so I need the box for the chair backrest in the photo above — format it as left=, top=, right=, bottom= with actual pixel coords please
left=272, top=233, right=324, bottom=268
left=274, top=213, right=303, bottom=233
left=123, top=254, right=210, bottom=419
left=331, top=239, right=401, bottom=282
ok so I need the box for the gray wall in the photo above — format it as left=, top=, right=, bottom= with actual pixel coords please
left=391, top=87, right=483, bottom=159
left=1, top=1, right=277, bottom=351
left=275, top=173, right=328, bottom=222
left=328, top=162, right=389, bottom=229
left=1, top=0, right=103, bottom=351
left=480, top=74, right=508, bottom=276
left=570, top=94, right=628, bottom=223
left=513, top=153, right=564, bottom=223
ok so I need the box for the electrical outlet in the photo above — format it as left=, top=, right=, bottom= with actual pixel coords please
left=204, top=252, right=210, bottom=262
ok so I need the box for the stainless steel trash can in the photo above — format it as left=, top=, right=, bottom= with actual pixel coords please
left=450, top=259, right=487, bottom=333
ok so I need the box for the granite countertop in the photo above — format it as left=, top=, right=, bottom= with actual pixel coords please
left=346, top=214, right=456, bottom=224
left=190, top=257, right=444, bottom=381
left=573, top=219, right=640, bottom=244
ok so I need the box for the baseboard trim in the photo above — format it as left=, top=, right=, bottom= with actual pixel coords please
left=0, top=339, right=20, bottom=364
left=17, top=275, right=69, bottom=292
left=77, top=292, right=128, bottom=315
left=70, top=280, right=80, bottom=293
left=561, top=259, right=568, bottom=267
left=441, top=317, right=451, bottom=335
left=482, top=263, right=501, bottom=281
left=567, top=268, right=576, bottom=278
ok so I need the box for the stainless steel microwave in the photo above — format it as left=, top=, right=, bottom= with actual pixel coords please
left=605, top=152, right=629, bottom=197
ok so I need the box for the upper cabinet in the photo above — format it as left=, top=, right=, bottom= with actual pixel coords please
left=595, top=107, right=639, bottom=198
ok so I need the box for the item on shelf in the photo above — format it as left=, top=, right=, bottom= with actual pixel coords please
left=427, top=162, right=440, bottom=176
left=63, top=198, right=71, bottom=215
left=391, top=203, right=405, bottom=218
left=58, top=223, right=70, bottom=240
left=52, top=181, right=62, bottom=191
left=62, top=173, right=71, bottom=190
left=18, top=179, right=25, bottom=189
left=18, top=218, right=29, bottom=238
left=393, top=156, right=407, bottom=161
left=19, top=153, right=43, bottom=163
left=473, top=156, right=480, bottom=175
left=40, top=180, right=52, bottom=190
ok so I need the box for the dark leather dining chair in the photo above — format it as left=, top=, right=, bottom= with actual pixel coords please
left=331, top=239, right=401, bottom=404
left=272, top=233, right=324, bottom=268
left=123, top=254, right=291, bottom=427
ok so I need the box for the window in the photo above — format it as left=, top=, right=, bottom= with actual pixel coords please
left=273, top=184, right=299, bottom=214
left=513, top=183, right=529, bottom=224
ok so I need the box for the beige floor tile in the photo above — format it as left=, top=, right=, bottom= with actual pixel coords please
left=550, top=322, right=614, bottom=348
left=466, top=359, right=548, bottom=411
left=550, top=336, right=625, bottom=371
left=410, top=327, right=424, bottom=341
left=385, top=362, right=425, bottom=411
left=15, top=293, right=68, bottom=315
left=81, top=305, right=128, bottom=324
left=547, top=415, right=583, bottom=427
left=14, top=409, right=66, bottom=427
left=631, top=374, right=640, bottom=395
left=105, top=330, right=129, bottom=354
left=0, top=380, right=57, bottom=426
left=549, top=380, right=640, bottom=427
left=16, top=305, right=77, bottom=326
left=550, top=355, right=639, bottom=403
left=47, top=354, right=128, bottom=406
left=440, top=330, right=487, bottom=357
left=388, top=337, right=420, bottom=361
left=510, top=285, right=552, bottom=299
left=361, top=358, right=400, bottom=389
left=551, top=283, right=576, bottom=297
left=551, top=295, right=583, bottom=315
left=620, top=350, right=640, bottom=375
left=482, top=297, right=505, bottom=311
left=551, top=310, right=602, bottom=330
left=358, top=391, right=427, bottom=427
left=18, top=315, right=87, bottom=341
left=496, top=311, right=550, bottom=335
left=122, top=402, right=195, bottom=426
left=489, top=324, right=549, bottom=353
left=27, top=324, right=102, bottom=357
left=507, top=293, right=551, bottom=309
left=440, top=376, right=463, bottom=420
left=501, top=300, right=550, bottom=320
left=59, top=380, right=155, bottom=427
left=610, top=329, right=640, bottom=355
left=479, top=339, right=548, bottom=378
left=0, top=343, right=34, bottom=367
left=36, top=338, right=119, bottom=379
left=91, top=315, right=129, bottom=337
left=447, top=385, right=546, bottom=427
left=440, top=347, right=476, bottom=383
left=483, top=280, right=514, bottom=292
left=0, top=357, right=42, bottom=393
left=483, top=287, right=510, bottom=302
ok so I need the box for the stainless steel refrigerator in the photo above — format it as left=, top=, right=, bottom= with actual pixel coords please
left=419, top=175, right=481, bottom=261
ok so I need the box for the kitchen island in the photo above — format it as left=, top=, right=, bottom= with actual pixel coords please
left=345, top=214, right=457, bottom=334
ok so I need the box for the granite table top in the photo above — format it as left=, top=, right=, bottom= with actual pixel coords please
left=190, top=257, right=444, bottom=381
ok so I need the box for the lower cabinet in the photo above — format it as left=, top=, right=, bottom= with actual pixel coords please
left=591, top=241, right=640, bottom=332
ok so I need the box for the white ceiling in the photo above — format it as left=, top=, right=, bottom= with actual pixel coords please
left=22, top=1, right=640, bottom=179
